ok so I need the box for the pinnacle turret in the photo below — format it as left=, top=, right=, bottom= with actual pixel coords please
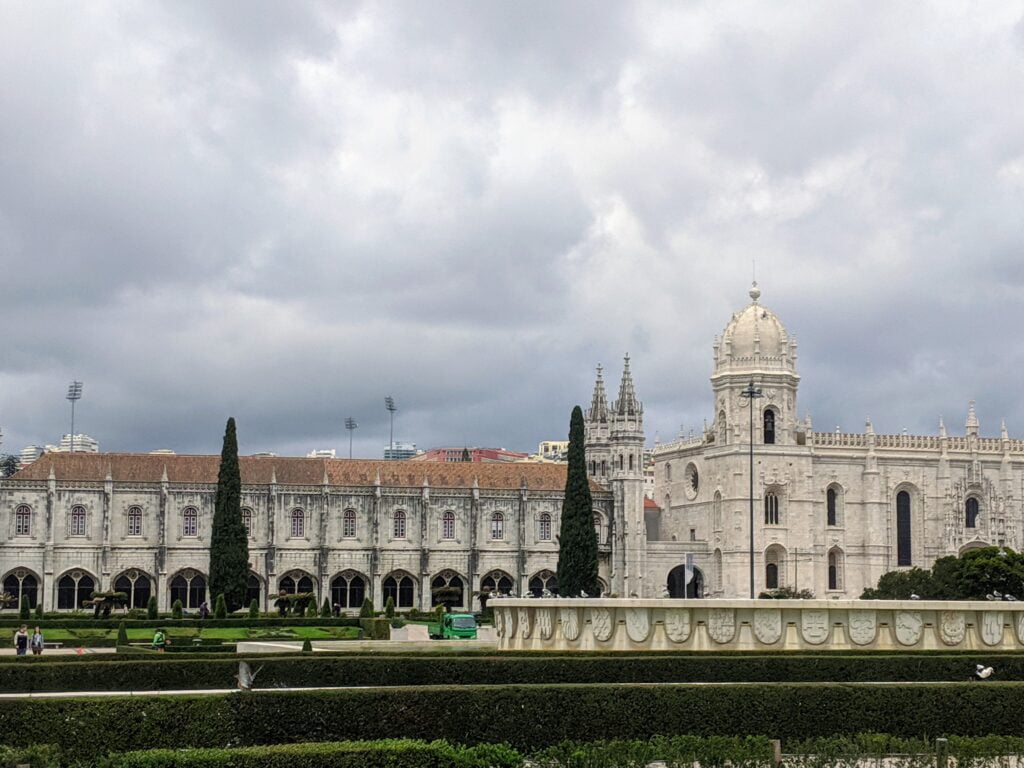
left=614, top=354, right=642, bottom=416
left=966, top=400, right=979, bottom=436
left=587, top=364, right=609, bottom=422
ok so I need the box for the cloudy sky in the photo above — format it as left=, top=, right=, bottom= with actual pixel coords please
left=2, top=2, right=1024, bottom=459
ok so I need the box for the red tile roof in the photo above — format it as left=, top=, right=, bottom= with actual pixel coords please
left=12, top=452, right=606, bottom=493
left=644, top=496, right=660, bottom=510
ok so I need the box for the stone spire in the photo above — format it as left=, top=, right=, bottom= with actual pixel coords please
left=966, top=401, right=979, bottom=437
left=588, top=364, right=609, bottom=422
left=615, top=354, right=641, bottom=416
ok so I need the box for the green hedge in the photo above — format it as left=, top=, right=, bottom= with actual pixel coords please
left=4, top=653, right=1024, bottom=693
left=2, top=684, right=1024, bottom=759
left=99, top=740, right=520, bottom=768
left=0, top=617, right=361, bottom=630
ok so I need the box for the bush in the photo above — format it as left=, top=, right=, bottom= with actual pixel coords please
left=359, top=598, right=374, bottom=618
left=100, top=739, right=521, bottom=768
left=5, top=684, right=1024, bottom=759
left=117, top=621, right=129, bottom=647
left=214, top=594, right=227, bottom=620
left=0, top=743, right=61, bottom=768
left=385, top=597, right=395, bottom=619
left=321, top=599, right=332, bottom=618
left=359, top=619, right=391, bottom=641
left=19, top=596, right=29, bottom=621
left=147, top=596, right=158, bottom=620
left=306, top=600, right=318, bottom=618
left=248, top=600, right=259, bottom=619
left=301, top=638, right=313, bottom=654
left=172, top=600, right=183, bottom=620
left=33, top=603, right=43, bottom=620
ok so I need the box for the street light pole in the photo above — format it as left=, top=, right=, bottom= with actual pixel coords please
left=740, top=380, right=763, bottom=598
left=384, top=397, right=396, bottom=459
left=345, top=417, right=357, bottom=459
left=66, top=381, right=83, bottom=453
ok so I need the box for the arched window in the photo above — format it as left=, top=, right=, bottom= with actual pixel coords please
left=3, top=570, right=38, bottom=609
left=15, top=505, right=32, bottom=537
left=57, top=571, right=95, bottom=610
left=182, top=507, right=198, bottom=538
left=763, top=409, right=776, bottom=444
left=169, top=570, right=206, bottom=609
left=383, top=572, right=415, bottom=608
left=765, top=562, right=778, bottom=589
left=342, top=509, right=357, bottom=538
left=593, top=513, right=602, bottom=544
left=279, top=572, right=314, bottom=595
left=393, top=510, right=407, bottom=539
left=713, top=549, right=723, bottom=593
left=718, top=410, right=728, bottom=445
left=490, top=512, right=504, bottom=540
left=246, top=573, right=261, bottom=607
left=828, top=548, right=843, bottom=591
left=431, top=570, right=464, bottom=609
left=617, top=454, right=624, bottom=470
left=666, top=462, right=672, bottom=481
left=441, top=511, right=456, bottom=540
left=896, top=491, right=912, bottom=566
left=713, top=491, right=723, bottom=531
left=827, top=488, right=838, bottom=527
left=290, top=508, right=305, bottom=538
left=764, top=492, right=780, bottom=525
left=330, top=571, right=366, bottom=609
left=127, top=506, right=143, bottom=537
left=966, top=497, right=979, bottom=529
left=69, top=506, right=87, bottom=537
left=241, top=508, right=253, bottom=537
left=628, top=453, right=634, bottom=471
left=114, top=570, right=152, bottom=609
left=601, top=460, right=607, bottom=476
left=528, top=569, right=558, bottom=597
left=537, top=512, right=552, bottom=541
left=481, top=570, right=513, bottom=595
left=765, top=545, right=785, bottom=590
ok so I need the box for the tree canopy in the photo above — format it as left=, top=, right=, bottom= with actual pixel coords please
left=209, top=417, right=249, bottom=611
left=556, top=406, right=599, bottom=597
left=861, top=547, right=1024, bottom=599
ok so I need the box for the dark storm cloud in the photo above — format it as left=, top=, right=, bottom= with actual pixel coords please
left=2, top=1, right=1024, bottom=459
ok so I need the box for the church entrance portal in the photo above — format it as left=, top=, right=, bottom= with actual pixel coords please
left=667, top=565, right=703, bottom=598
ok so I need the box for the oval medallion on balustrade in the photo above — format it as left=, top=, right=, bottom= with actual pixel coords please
left=980, top=611, right=1004, bottom=646
left=753, top=609, right=782, bottom=645
left=664, top=608, right=692, bottom=643
left=560, top=607, right=581, bottom=641
left=800, top=610, right=830, bottom=645
left=894, top=611, right=923, bottom=646
left=625, top=607, right=651, bottom=642
left=847, top=610, right=877, bottom=646
left=939, top=611, right=965, bottom=646
left=590, top=607, right=615, bottom=642
left=707, top=608, right=736, bottom=644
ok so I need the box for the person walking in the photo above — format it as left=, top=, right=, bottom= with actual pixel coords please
left=30, top=627, right=44, bottom=656
left=152, top=627, right=168, bottom=653
left=198, top=601, right=210, bottom=620
left=13, top=625, right=28, bottom=656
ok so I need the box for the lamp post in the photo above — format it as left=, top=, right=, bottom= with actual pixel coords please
left=384, top=396, right=396, bottom=459
left=740, top=380, right=763, bottom=598
left=66, top=381, right=83, bottom=453
left=345, top=417, right=357, bottom=459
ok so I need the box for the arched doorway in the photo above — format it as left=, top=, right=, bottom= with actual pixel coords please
left=383, top=571, right=416, bottom=608
left=113, top=569, right=153, bottom=609
left=528, top=569, right=558, bottom=597
left=2, top=569, right=39, bottom=610
left=57, top=570, right=96, bottom=610
left=667, top=564, right=704, bottom=598
left=245, top=573, right=262, bottom=608
left=330, top=570, right=367, bottom=610
left=430, top=570, right=465, bottom=610
left=169, top=570, right=207, bottom=609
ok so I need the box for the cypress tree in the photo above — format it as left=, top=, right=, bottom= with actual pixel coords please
left=172, top=599, right=183, bottom=619
left=116, top=620, right=129, bottom=647
left=556, top=406, right=599, bottom=597
left=19, top=596, right=29, bottom=621
left=214, top=593, right=227, bottom=619
left=320, top=598, right=332, bottom=618
left=248, top=599, right=260, bottom=618
left=209, top=418, right=249, bottom=611
left=146, top=595, right=158, bottom=620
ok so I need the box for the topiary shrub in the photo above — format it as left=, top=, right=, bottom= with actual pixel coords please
left=385, top=596, right=395, bottom=619
left=172, top=600, right=183, bottom=620
left=301, top=638, right=313, bottom=654
left=34, top=603, right=43, bottom=620
left=248, top=599, right=259, bottom=619
left=19, top=596, right=29, bottom=621
left=116, top=620, right=128, bottom=647
left=359, top=597, right=374, bottom=618
left=434, top=604, right=445, bottom=624
left=214, top=594, right=227, bottom=619
left=147, top=595, right=158, bottom=620
left=320, top=598, right=332, bottom=618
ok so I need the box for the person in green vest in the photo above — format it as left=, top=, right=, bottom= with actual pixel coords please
left=152, top=628, right=169, bottom=652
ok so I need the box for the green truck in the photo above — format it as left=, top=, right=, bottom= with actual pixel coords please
left=428, top=612, right=478, bottom=639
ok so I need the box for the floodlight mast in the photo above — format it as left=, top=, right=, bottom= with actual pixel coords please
left=345, top=417, right=357, bottom=459
left=740, top=380, right=763, bottom=599
left=66, top=381, right=83, bottom=453
left=384, top=397, right=397, bottom=459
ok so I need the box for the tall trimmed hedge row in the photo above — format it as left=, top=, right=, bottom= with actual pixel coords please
left=1, top=684, right=1024, bottom=759
left=2, top=653, right=1023, bottom=693
left=0, top=617, right=362, bottom=630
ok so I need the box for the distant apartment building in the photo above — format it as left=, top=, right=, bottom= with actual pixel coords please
left=307, top=449, right=337, bottom=459
left=18, top=445, right=45, bottom=467
left=384, top=442, right=418, bottom=460
left=52, top=434, right=100, bottom=453
left=412, top=447, right=529, bottom=463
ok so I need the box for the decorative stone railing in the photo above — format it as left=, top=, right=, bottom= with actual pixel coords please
left=492, top=598, right=1024, bottom=652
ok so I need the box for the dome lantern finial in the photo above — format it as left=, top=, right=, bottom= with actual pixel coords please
left=749, top=280, right=761, bottom=304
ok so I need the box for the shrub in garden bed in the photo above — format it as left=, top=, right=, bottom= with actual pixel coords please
left=3, top=684, right=1024, bottom=759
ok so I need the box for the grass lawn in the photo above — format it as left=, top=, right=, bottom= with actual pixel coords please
left=37, top=625, right=360, bottom=645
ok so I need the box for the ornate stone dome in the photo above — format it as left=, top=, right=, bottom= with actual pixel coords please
left=713, top=283, right=797, bottom=374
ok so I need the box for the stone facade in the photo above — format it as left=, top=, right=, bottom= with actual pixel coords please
left=650, top=283, right=1024, bottom=598
left=0, top=455, right=614, bottom=612
left=494, top=597, right=1024, bottom=652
